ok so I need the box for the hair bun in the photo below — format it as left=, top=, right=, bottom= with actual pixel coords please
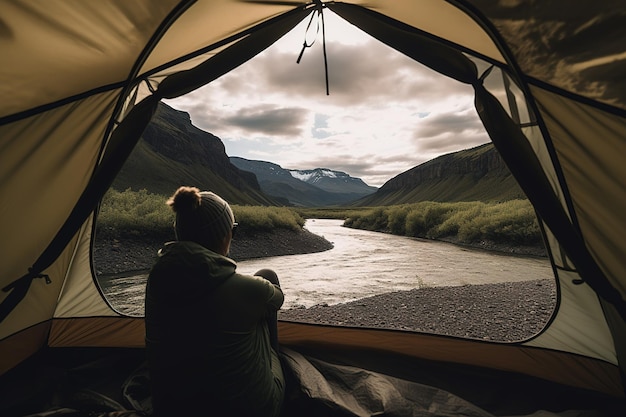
left=167, top=186, right=202, bottom=213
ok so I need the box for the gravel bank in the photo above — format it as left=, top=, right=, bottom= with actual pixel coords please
left=279, top=279, right=555, bottom=342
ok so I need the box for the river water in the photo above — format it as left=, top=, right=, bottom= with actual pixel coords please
left=239, top=219, right=552, bottom=309
left=100, top=219, right=554, bottom=315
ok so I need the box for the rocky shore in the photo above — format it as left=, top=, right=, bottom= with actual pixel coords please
left=94, top=225, right=555, bottom=342
left=279, top=279, right=555, bottom=342
left=93, top=227, right=334, bottom=276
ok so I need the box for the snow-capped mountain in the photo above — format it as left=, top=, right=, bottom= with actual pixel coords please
left=288, top=168, right=377, bottom=195
left=230, top=157, right=378, bottom=207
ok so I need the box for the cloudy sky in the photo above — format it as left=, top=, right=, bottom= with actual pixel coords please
left=164, top=11, right=490, bottom=187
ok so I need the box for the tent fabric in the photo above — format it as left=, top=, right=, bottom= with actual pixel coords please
left=475, top=80, right=625, bottom=318
left=1, top=1, right=625, bottom=414
left=530, top=85, right=626, bottom=296
left=7, top=347, right=620, bottom=417
left=345, top=0, right=506, bottom=64
left=54, top=220, right=116, bottom=319
left=525, top=268, right=616, bottom=363
left=283, top=350, right=498, bottom=417
left=330, top=3, right=480, bottom=84
left=281, top=348, right=589, bottom=417
left=277, top=321, right=623, bottom=398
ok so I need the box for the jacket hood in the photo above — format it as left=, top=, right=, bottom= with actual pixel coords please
left=153, top=240, right=237, bottom=291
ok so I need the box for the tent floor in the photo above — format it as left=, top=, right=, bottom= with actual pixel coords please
left=2, top=346, right=625, bottom=417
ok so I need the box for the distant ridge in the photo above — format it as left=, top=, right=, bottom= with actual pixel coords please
left=353, top=143, right=525, bottom=206
left=230, top=157, right=377, bottom=207
left=288, top=168, right=378, bottom=195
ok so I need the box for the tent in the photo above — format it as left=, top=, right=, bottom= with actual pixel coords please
left=1, top=0, right=625, bottom=415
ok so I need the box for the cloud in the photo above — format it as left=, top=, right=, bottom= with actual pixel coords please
left=164, top=12, right=493, bottom=187
left=414, top=108, right=486, bottom=140
left=222, top=105, right=309, bottom=137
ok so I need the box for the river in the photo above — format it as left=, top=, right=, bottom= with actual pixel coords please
left=100, top=219, right=553, bottom=315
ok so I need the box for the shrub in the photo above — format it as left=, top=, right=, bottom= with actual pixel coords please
left=421, top=202, right=456, bottom=238
left=344, top=200, right=542, bottom=247
left=404, top=208, right=427, bottom=237
left=477, top=200, right=541, bottom=245
left=344, top=207, right=388, bottom=231
left=434, top=202, right=483, bottom=239
left=232, top=205, right=305, bottom=233
left=387, top=205, right=408, bottom=235
left=97, top=188, right=307, bottom=238
left=97, top=188, right=173, bottom=238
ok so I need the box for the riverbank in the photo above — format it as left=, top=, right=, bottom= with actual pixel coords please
left=279, top=279, right=555, bottom=342
left=93, top=227, right=335, bottom=276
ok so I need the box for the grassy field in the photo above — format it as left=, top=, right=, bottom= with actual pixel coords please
left=97, top=188, right=542, bottom=247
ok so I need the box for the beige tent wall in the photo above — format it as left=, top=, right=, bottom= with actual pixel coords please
left=531, top=86, right=626, bottom=298
left=54, top=217, right=119, bottom=318
left=0, top=1, right=180, bottom=118
left=0, top=92, right=119, bottom=373
left=0, top=233, right=76, bottom=340
left=48, top=316, right=145, bottom=348
left=467, top=58, right=619, bottom=363
left=343, top=0, right=504, bottom=63
left=0, top=228, right=81, bottom=373
left=0, top=94, right=118, bottom=335
left=525, top=266, right=616, bottom=363
left=140, top=1, right=297, bottom=77
left=0, top=94, right=116, bottom=287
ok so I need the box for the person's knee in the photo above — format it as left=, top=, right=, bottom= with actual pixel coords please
left=254, top=268, right=279, bottom=286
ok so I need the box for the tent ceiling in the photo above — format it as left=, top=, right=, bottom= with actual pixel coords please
left=0, top=1, right=180, bottom=118
left=4, top=1, right=624, bottom=122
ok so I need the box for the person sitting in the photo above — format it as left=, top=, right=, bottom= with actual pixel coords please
left=145, top=186, right=285, bottom=417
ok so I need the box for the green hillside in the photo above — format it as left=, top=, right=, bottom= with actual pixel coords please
left=354, top=143, right=526, bottom=206
left=110, top=103, right=277, bottom=205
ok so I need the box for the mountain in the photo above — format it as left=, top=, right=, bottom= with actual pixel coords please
left=230, top=157, right=377, bottom=207
left=111, top=103, right=277, bottom=205
left=288, top=168, right=378, bottom=195
left=353, top=143, right=525, bottom=206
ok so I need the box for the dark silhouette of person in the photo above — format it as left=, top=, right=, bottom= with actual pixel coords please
left=145, top=186, right=284, bottom=416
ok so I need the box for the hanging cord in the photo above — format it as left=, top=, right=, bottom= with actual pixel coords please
left=296, top=1, right=329, bottom=95
left=320, top=4, right=329, bottom=95
left=296, top=9, right=318, bottom=63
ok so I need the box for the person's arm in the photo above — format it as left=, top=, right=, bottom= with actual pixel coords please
left=252, top=268, right=283, bottom=311
left=230, top=274, right=284, bottom=323
left=264, top=280, right=284, bottom=311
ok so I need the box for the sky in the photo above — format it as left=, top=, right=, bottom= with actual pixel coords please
left=164, top=11, right=490, bottom=187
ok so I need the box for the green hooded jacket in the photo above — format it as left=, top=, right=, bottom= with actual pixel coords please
left=145, top=240, right=285, bottom=417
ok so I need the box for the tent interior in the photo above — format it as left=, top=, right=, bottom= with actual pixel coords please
left=1, top=1, right=625, bottom=416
